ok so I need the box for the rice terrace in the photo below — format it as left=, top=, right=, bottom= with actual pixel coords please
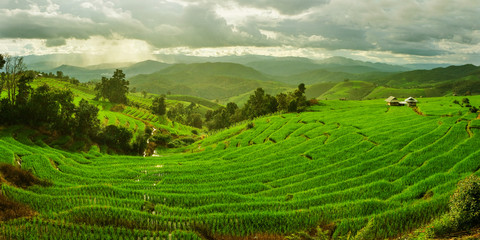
left=2, top=1, right=480, bottom=240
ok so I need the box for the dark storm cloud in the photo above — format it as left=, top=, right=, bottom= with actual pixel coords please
left=233, top=0, right=330, bottom=15
left=0, top=0, right=479, bottom=59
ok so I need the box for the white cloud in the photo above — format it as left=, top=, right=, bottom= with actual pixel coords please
left=1, top=0, right=480, bottom=64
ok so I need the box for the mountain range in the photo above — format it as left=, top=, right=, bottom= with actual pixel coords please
left=22, top=54, right=480, bottom=103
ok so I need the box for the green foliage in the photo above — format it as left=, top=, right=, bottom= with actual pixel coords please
left=0, top=54, right=5, bottom=69
left=151, top=96, right=166, bottom=116
left=98, top=125, right=133, bottom=151
left=128, top=62, right=290, bottom=100
left=448, top=175, right=480, bottom=230
left=95, top=69, right=129, bottom=104
left=75, top=99, right=100, bottom=137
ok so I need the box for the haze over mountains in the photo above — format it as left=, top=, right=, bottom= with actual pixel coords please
left=23, top=54, right=480, bottom=104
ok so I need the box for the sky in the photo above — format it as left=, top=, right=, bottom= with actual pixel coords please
left=0, top=0, right=480, bottom=65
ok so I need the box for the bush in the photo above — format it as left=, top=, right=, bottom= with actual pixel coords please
left=469, top=106, right=478, bottom=113
left=449, top=175, right=480, bottom=230
left=152, top=134, right=172, bottom=146
left=431, top=175, right=480, bottom=237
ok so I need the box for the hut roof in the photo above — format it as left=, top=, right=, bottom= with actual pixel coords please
left=385, top=96, right=398, bottom=102
left=405, top=97, right=418, bottom=103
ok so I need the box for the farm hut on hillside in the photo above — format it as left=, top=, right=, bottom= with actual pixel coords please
left=385, top=96, right=400, bottom=106
left=402, top=97, right=418, bottom=107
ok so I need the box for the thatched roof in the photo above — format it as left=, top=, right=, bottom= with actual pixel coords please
left=385, top=96, right=399, bottom=102
left=405, top=97, right=418, bottom=103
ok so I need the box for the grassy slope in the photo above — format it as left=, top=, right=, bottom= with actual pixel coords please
left=1, top=94, right=480, bottom=239
left=31, top=77, right=198, bottom=138
left=319, top=81, right=377, bottom=100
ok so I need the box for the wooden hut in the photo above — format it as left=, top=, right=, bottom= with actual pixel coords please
left=404, top=97, right=418, bottom=107
left=385, top=96, right=400, bottom=106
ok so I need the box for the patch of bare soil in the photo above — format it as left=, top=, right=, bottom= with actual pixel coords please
left=0, top=164, right=51, bottom=221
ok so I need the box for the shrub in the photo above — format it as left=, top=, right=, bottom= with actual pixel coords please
left=152, top=134, right=172, bottom=146
left=469, top=106, right=478, bottom=113
left=431, top=175, right=480, bottom=237
left=181, top=137, right=195, bottom=145
left=448, top=175, right=480, bottom=230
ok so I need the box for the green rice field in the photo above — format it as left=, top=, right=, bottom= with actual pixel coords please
left=1, top=93, right=480, bottom=239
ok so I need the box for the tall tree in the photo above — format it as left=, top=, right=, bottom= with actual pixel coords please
left=151, top=96, right=166, bottom=116
left=3, top=55, right=26, bottom=104
left=0, top=54, right=5, bottom=69
left=75, top=99, right=100, bottom=137
left=15, top=71, right=34, bottom=106
left=94, top=69, right=129, bottom=104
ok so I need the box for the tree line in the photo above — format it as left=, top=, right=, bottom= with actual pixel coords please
left=204, top=84, right=313, bottom=130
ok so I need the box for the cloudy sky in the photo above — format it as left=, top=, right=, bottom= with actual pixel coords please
left=1, top=0, right=480, bottom=65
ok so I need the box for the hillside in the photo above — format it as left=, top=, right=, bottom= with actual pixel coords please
left=319, top=81, right=377, bottom=100
left=245, top=57, right=324, bottom=76
left=245, top=56, right=409, bottom=77
left=1, top=95, right=480, bottom=239
left=129, top=62, right=292, bottom=100
left=39, top=60, right=171, bottom=82
left=374, top=64, right=480, bottom=88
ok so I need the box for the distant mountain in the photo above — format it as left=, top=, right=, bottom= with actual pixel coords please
left=129, top=62, right=292, bottom=100
left=280, top=69, right=393, bottom=85
left=35, top=60, right=171, bottom=82
left=303, top=64, right=480, bottom=100
left=52, top=65, right=110, bottom=81
left=244, top=56, right=409, bottom=77
left=315, top=56, right=410, bottom=73
left=123, top=60, right=171, bottom=76
left=245, top=57, right=322, bottom=76
left=402, top=63, right=452, bottom=70
left=374, top=64, right=480, bottom=87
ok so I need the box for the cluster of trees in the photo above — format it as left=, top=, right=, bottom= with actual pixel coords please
left=205, top=84, right=311, bottom=130
left=167, top=102, right=203, bottom=129
left=0, top=55, right=146, bottom=155
left=38, top=71, right=80, bottom=85
left=94, top=69, right=129, bottom=104
left=453, top=98, right=479, bottom=113
left=144, top=83, right=313, bottom=131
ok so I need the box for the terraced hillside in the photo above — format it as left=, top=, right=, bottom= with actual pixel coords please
left=1, top=96, right=480, bottom=239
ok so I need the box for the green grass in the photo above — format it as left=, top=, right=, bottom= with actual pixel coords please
left=1, top=95, right=480, bottom=239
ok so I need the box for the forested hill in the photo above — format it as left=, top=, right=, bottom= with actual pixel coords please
left=128, top=62, right=292, bottom=100
left=373, top=64, right=480, bottom=87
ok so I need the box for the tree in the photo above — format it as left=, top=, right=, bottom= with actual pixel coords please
left=94, top=69, right=129, bottom=104
left=276, top=93, right=289, bottom=112
left=56, top=71, right=64, bottom=79
left=100, top=125, right=133, bottom=151
left=142, top=90, right=148, bottom=98
left=186, top=113, right=203, bottom=129
left=15, top=71, right=34, bottom=106
left=298, top=83, right=306, bottom=94
left=226, top=102, right=238, bottom=115
left=0, top=54, right=5, bottom=69
left=75, top=99, right=100, bottom=137
left=3, top=55, right=27, bottom=104
left=108, top=69, right=129, bottom=104
left=167, top=103, right=185, bottom=123
left=151, top=96, right=166, bottom=116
